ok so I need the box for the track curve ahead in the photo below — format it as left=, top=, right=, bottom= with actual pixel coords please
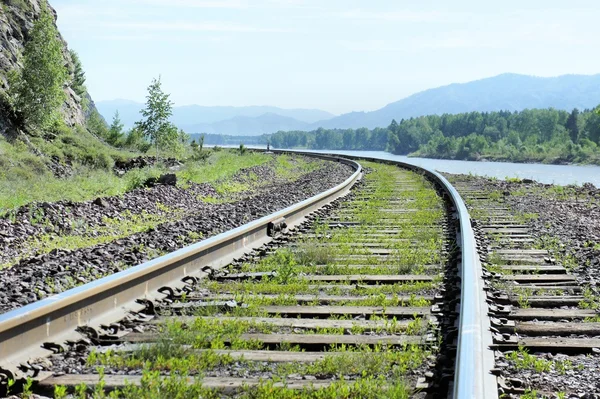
left=0, top=152, right=497, bottom=398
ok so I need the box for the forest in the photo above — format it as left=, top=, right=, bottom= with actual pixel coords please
left=202, top=108, right=600, bottom=164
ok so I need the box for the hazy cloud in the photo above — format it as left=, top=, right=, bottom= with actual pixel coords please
left=102, top=21, right=289, bottom=33
left=131, top=0, right=249, bottom=8
left=339, top=9, right=456, bottom=23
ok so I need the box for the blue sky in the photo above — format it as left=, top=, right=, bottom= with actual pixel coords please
left=53, top=0, right=600, bottom=114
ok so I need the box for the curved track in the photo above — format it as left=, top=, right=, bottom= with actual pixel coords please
left=0, top=153, right=497, bottom=398
left=451, top=175, right=600, bottom=398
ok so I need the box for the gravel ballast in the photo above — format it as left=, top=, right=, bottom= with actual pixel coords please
left=0, top=156, right=355, bottom=314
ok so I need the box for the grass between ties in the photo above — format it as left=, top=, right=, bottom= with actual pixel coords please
left=82, top=162, right=447, bottom=398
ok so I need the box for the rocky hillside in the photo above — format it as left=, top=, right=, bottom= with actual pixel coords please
left=0, top=0, right=95, bottom=133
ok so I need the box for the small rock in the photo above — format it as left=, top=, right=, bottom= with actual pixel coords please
left=92, top=197, right=108, bottom=208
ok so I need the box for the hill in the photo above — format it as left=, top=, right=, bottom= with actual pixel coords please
left=313, top=73, right=600, bottom=129
left=96, top=100, right=333, bottom=132
left=180, top=113, right=311, bottom=136
left=100, top=74, right=600, bottom=135
left=0, top=0, right=145, bottom=213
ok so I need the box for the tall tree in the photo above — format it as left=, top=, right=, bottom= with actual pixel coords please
left=8, top=3, right=68, bottom=129
left=566, top=108, right=580, bottom=142
left=136, top=76, right=177, bottom=155
left=69, top=50, right=87, bottom=98
left=87, top=109, right=109, bottom=138
left=107, top=111, right=124, bottom=145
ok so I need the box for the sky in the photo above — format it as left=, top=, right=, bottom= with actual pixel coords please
left=52, top=0, right=600, bottom=115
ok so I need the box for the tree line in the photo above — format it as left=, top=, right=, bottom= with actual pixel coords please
left=258, top=108, right=600, bottom=164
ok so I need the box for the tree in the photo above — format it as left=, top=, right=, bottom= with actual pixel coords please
left=69, top=50, right=87, bottom=98
left=197, top=133, right=204, bottom=151
left=190, top=134, right=207, bottom=161
left=125, top=126, right=151, bottom=152
left=87, top=109, right=109, bottom=139
left=107, top=111, right=124, bottom=145
left=8, top=4, right=68, bottom=129
left=566, top=108, right=580, bottom=142
left=136, top=76, right=177, bottom=155
left=586, top=109, right=600, bottom=145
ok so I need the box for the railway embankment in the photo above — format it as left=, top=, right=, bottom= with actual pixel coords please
left=0, top=153, right=354, bottom=313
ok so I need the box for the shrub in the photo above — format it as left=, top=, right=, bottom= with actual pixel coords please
left=125, top=169, right=148, bottom=191
left=7, top=3, right=68, bottom=129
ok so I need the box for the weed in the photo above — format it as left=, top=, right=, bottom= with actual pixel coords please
left=6, top=379, right=15, bottom=396
left=554, top=359, right=572, bottom=375
left=293, top=242, right=336, bottom=265
left=22, top=377, right=33, bottom=399
left=505, top=177, right=522, bottom=183
left=506, top=345, right=567, bottom=375
left=578, top=286, right=599, bottom=310
left=517, top=288, right=533, bottom=309
left=488, top=191, right=503, bottom=201
left=95, top=161, right=447, bottom=398
left=187, top=231, right=203, bottom=241
left=520, top=389, right=539, bottom=399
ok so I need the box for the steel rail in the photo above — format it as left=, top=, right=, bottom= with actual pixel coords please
left=274, top=150, right=497, bottom=399
left=0, top=154, right=361, bottom=382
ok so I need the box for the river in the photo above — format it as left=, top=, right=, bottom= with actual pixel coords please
left=233, top=146, right=600, bottom=187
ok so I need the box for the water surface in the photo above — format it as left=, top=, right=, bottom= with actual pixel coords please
left=239, top=146, right=600, bottom=187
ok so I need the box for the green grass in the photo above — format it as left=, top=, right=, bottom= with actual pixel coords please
left=1, top=151, right=332, bottom=275
left=178, top=151, right=272, bottom=186
left=191, top=152, right=324, bottom=201
left=88, top=325, right=427, bottom=392
left=506, top=345, right=580, bottom=376
left=534, top=235, right=579, bottom=270
left=72, top=370, right=414, bottom=399
left=78, top=161, right=445, bottom=398
left=0, top=132, right=150, bottom=214
left=1, top=209, right=175, bottom=269
left=1, top=143, right=324, bottom=215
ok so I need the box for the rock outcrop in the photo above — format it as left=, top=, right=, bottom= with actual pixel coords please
left=0, top=0, right=96, bottom=131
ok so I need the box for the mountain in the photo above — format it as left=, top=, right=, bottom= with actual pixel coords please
left=94, top=99, right=143, bottom=127
left=98, top=73, right=600, bottom=135
left=96, top=101, right=334, bottom=132
left=312, top=73, right=600, bottom=130
left=180, top=113, right=310, bottom=136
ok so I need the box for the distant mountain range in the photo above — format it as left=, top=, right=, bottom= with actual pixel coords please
left=97, top=73, right=600, bottom=135
left=316, top=73, right=600, bottom=129
left=96, top=100, right=331, bottom=134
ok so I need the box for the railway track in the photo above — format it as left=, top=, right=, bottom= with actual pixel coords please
left=450, top=175, right=600, bottom=398
left=0, top=153, right=497, bottom=398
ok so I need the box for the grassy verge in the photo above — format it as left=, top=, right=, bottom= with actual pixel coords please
left=0, top=132, right=145, bottom=213
left=2, top=151, right=331, bottom=271
left=1, top=148, right=327, bottom=215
